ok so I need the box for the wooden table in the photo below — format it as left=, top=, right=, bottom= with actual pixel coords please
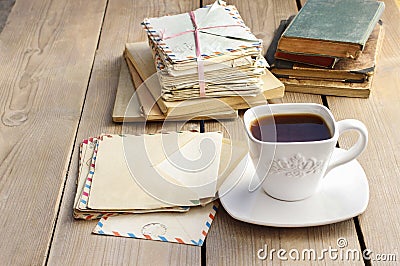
left=0, top=0, right=399, bottom=265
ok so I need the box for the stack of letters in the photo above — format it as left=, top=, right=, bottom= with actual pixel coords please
left=141, top=1, right=268, bottom=101
left=73, top=131, right=247, bottom=246
left=113, top=1, right=285, bottom=122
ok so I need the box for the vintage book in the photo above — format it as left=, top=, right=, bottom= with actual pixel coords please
left=281, top=76, right=373, bottom=98
left=112, top=60, right=238, bottom=122
left=274, top=51, right=338, bottom=69
left=124, top=42, right=284, bottom=117
left=272, top=23, right=384, bottom=83
left=277, top=0, right=385, bottom=59
left=267, top=15, right=338, bottom=69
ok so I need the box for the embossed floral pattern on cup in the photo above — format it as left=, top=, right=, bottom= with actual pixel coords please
left=270, top=154, right=323, bottom=177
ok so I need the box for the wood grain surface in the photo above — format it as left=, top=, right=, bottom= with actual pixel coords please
left=1, top=0, right=399, bottom=265
left=326, top=0, right=400, bottom=261
left=297, top=0, right=400, bottom=262
left=47, top=0, right=201, bottom=265
left=0, top=0, right=107, bottom=264
left=203, top=0, right=363, bottom=265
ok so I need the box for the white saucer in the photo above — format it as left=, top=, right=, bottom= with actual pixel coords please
left=218, top=148, right=369, bottom=227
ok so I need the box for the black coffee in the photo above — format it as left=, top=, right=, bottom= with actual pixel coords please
left=250, top=113, right=332, bottom=142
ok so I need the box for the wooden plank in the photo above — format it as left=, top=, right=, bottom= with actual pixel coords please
left=47, top=0, right=202, bottom=265
left=0, top=0, right=107, bottom=264
left=203, top=0, right=363, bottom=265
left=325, top=0, right=400, bottom=261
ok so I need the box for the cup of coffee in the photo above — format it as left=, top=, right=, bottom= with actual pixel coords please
left=243, top=103, right=368, bottom=201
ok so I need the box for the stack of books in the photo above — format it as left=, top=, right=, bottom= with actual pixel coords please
left=112, top=1, right=285, bottom=122
left=268, top=0, right=385, bottom=98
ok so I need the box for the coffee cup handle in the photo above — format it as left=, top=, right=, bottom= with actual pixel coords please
left=325, top=119, right=368, bottom=175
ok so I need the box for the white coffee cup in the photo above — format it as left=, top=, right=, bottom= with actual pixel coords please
left=243, top=103, right=368, bottom=201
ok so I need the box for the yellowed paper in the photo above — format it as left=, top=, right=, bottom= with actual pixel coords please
left=88, top=132, right=205, bottom=210
left=73, top=136, right=190, bottom=219
left=155, top=132, right=223, bottom=199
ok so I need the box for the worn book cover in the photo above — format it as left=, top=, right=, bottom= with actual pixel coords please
left=272, top=23, right=384, bottom=83
left=274, top=51, right=338, bottom=69
left=281, top=76, right=373, bottom=98
left=277, top=0, right=385, bottom=59
left=267, top=15, right=337, bottom=68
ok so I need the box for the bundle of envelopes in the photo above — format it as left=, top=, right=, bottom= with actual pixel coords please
left=73, top=131, right=248, bottom=245
left=113, top=1, right=286, bottom=122
left=141, top=0, right=268, bottom=101
left=267, top=0, right=385, bottom=98
left=118, top=42, right=284, bottom=122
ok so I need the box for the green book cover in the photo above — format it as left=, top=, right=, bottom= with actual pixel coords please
left=283, top=0, right=385, bottom=47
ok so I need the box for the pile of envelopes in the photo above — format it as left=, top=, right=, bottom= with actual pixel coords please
left=73, top=131, right=248, bottom=245
left=141, top=0, right=268, bottom=101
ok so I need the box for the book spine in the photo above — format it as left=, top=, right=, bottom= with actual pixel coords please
left=275, top=51, right=337, bottom=68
